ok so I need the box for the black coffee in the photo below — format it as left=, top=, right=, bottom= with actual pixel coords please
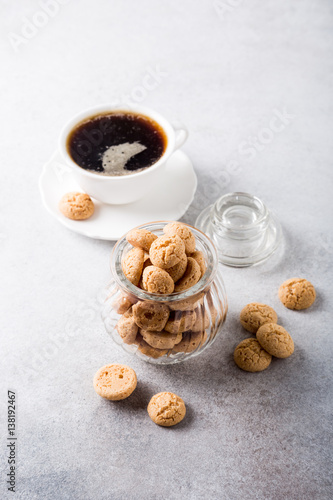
left=67, top=111, right=167, bottom=176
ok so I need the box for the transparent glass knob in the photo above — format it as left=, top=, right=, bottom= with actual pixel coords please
left=195, top=192, right=283, bottom=267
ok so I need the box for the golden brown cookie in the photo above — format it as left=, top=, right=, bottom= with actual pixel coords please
left=278, top=278, right=316, bottom=310
left=191, top=306, right=210, bottom=332
left=59, top=192, right=94, bottom=220
left=165, top=310, right=196, bottom=334
left=256, top=323, right=294, bottom=358
left=93, top=364, right=137, bottom=400
left=163, top=222, right=196, bottom=255
left=240, top=303, right=278, bottom=333
left=116, top=310, right=138, bottom=345
left=147, top=392, right=186, bottom=426
left=132, top=301, right=169, bottom=331
left=174, top=257, right=201, bottom=293
left=138, top=340, right=169, bottom=359
left=190, top=250, right=206, bottom=277
left=126, top=229, right=157, bottom=252
left=149, top=235, right=186, bottom=269
left=112, top=293, right=136, bottom=315
left=234, top=338, right=272, bottom=372
left=141, top=329, right=182, bottom=349
left=122, top=247, right=145, bottom=286
left=168, top=293, right=205, bottom=312
left=172, top=330, right=207, bottom=353
left=142, top=266, right=175, bottom=294
left=165, top=253, right=188, bottom=282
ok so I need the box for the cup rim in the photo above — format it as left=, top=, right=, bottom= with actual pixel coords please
left=58, top=104, right=176, bottom=180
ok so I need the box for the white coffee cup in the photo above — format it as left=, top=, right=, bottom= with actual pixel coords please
left=58, top=104, right=188, bottom=205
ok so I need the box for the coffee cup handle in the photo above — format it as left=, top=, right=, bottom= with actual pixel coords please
left=173, top=126, right=188, bottom=150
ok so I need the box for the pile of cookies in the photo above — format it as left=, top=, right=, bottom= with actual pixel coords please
left=234, top=278, right=316, bottom=372
left=93, top=363, right=186, bottom=427
left=112, top=222, right=218, bottom=359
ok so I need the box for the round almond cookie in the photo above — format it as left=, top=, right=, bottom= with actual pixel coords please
left=172, top=330, right=207, bottom=353
left=147, top=392, right=186, bottom=427
left=141, top=329, right=182, bottom=349
left=93, top=364, right=137, bottom=400
left=256, top=323, right=294, bottom=358
left=138, top=340, right=169, bottom=359
left=165, top=253, right=187, bottom=283
left=168, top=293, right=204, bottom=312
left=234, top=338, right=272, bottom=372
left=191, top=306, right=210, bottom=332
left=116, top=311, right=138, bottom=345
left=240, top=303, right=278, bottom=333
left=190, top=250, right=207, bottom=277
left=59, top=192, right=94, bottom=220
left=149, top=234, right=186, bottom=269
left=278, top=278, right=316, bottom=310
left=174, top=257, right=201, bottom=293
left=132, top=301, right=169, bottom=331
left=163, top=222, right=196, bottom=255
left=126, top=229, right=157, bottom=252
left=122, top=247, right=145, bottom=287
left=164, top=310, right=196, bottom=334
left=142, top=266, right=175, bottom=294
left=112, top=293, right=136, bottom=315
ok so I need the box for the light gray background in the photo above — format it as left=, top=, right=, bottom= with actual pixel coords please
left=1, top=1, right=332, bottom=499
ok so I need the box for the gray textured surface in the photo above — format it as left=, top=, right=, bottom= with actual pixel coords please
left=1, top=1, right=333, bottom=499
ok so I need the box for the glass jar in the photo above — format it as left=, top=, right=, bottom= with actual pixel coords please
left=102, top=222, right=228, bottom=364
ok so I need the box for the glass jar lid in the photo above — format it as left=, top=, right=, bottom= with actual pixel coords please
left=195, top=192, right=283, bottom=267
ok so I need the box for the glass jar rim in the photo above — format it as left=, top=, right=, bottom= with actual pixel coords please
left=110, top=221, right=219, bottom=303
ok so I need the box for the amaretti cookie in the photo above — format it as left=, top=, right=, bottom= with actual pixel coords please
left=163, top=222, right=196, bottom=255
left=278, top=278, right=316, bottom=310
left=164, top=310, right=196, bottom=334
left=234, top=338, right=272, bottom=372
left=116, top=309, right=138, bottom=345
left=122, top=247, right=145, bottom=286
left=172, top=330, right=207, bottom=353
left=93, top=364, right=137, bottom=400
left=59, top=192, right=94, bottom=220
left=240, top=303, right=278, bottom=333
left=174, top=257, right=201, bottom=293
left=190, top=250, right=206, bottom=277
left=165, top=253, right=187, bottom=282
left=142, top=266, right=175, bottom=294
left=126, top=229, right=157, bottom=252
left=141, top=329, right=182, bottom=349
left=147, top=392, right=186, bottom=426
left=149, top=234, right=186, bottom=269
left=256, top=323, right=294, bottom=358
left=138, top=340, right=169, bottom=359
left=132, top=301, right=169, bottom=331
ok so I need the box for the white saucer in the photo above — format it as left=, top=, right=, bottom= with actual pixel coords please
left=39, top=150, right=197, bottom=240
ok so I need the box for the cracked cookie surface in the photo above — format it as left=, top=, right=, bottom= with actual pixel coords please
left=142, top=265, right=175, bottom=294
left=163, top=222, right=196, bottom=255
left=147, top=392, right=186, bottom=426
left=174, top=257, right=201, bottom=292
left=278, top=278, right=316, bottom=310
left=240, top=303, right=278, bottom=333
left=126, top=229, right=157, bottom=252
left=149, top=234, right=186, bottom=269
left=122, top=247, right=145, bottom=286
left=59, top=192, right=94, bottom=220
left=116, top=309, right=138, bottom=344
left=234, top=338, right=272, bottom=372
left=256, top=323, right=294, bottom=358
